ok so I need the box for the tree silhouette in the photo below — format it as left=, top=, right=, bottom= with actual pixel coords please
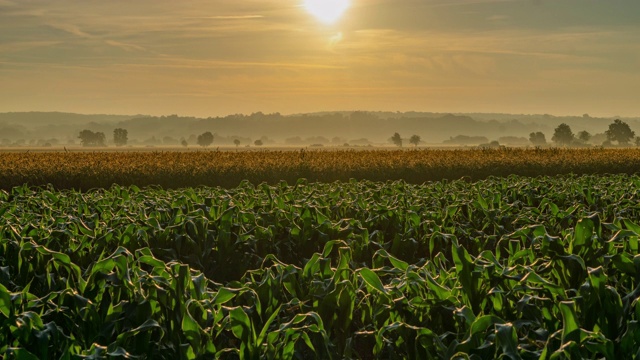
left=113, top=128, right=128, bottom=147
left=181, top=138, right=188, bottom=147
left=254, top=139, right=263, bottom=146
left=552, top=124, right=574, bottom=146
left=409, top=134, right=421, bottom=147
left=390, top=132, right=402, bottom=147
left=577, top=131, right=591, bottom=143
left=529, top=132, right=546, bottom=146
left=78, top=130, right=106, bottom=147
left=606, top=119, right=635, bottom=146
left=197, top=131, right=214, bottom=147
left=234, top=139, right=241, bottom=147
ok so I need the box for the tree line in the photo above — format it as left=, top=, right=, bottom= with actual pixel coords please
left=77, top=129, right=253, bottom=148
left=76, top=119, right=636, bottom=148
left=547, top=119, right=636, bottom=147
left=390, top=119, right=637, bottom=148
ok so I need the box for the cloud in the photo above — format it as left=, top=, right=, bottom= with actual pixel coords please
left=428, top=0, right=516, bottom=7
left=192, top=15, right=264, bottom=20
left=104, top=40, right=147, bottom=52
left=0, top=41, right=62, bottom=53
left=486, top=15, right=509, bottom=22
left=47, top=23, right=93, bottom=38
left=1, top=0, right=639, bottom=117
left=46, top=22, right=150, bottom=53
left=114, top=58, right=346, bottom=71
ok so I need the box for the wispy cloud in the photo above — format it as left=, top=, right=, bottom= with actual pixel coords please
left=115, top=58, right=346, bottom=71
left=486, top=15, right=509, bottom=22
left=0, top=41, right=62, bottom=53
left=191, top=15, right=264, bottom=20
left=46, top=22, right=149, bottom=53
left=47, top=23, right=93, bottom=38
left=427, top=0, right=516, bottom=7
left=104, top=40, right=146, bottom=52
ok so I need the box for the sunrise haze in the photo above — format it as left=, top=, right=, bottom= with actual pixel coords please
left=1, top=0, right=639, bottom=117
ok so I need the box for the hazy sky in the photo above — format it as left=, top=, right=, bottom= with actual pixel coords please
left=1, top=0, right=639, bottom=117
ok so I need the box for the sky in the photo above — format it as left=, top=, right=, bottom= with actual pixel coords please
left=1, top=0, right=639, bottom=118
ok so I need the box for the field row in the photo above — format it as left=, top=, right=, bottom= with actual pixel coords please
left=2, top=148, right=640, bottom=190
left=2, top=175, right=640, bottom=358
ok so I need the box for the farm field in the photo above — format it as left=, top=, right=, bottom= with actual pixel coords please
left=2, top=174, right=640, bottom=358
left=2, top=148, right=640, bottom=190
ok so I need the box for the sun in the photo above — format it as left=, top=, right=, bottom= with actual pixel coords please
left=303, top=0, right=350, bottom=24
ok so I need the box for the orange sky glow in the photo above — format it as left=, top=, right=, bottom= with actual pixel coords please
left=1, top=0, right=639, bottom=117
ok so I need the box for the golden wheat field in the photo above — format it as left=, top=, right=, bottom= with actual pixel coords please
left=2, top=148, right=640, bottom=190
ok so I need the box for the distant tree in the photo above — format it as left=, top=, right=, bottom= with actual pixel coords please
left=254, top=139, right=263, bottom=146
left=78, top=130, right=93, bottom=147
left=409, top=134, right=421, bottom=147
left=606, top=119, right=635, bottom=145
left=78, top=130, right=106, bottom=147
left=529, top=132, right=547, bottom=146
left=113, top=128, right=128, bottom=146
left=577, top=130, right=591, bottom=143
left=552, top=124, right=574, bottom=146
left=96, top=132, right=106, bottom=146
left=636, top=137, right=640, bottom=147
left=197, top=131, right=214, bottom=147
left=234, top=139, right=241, bottom=147
left=181, top=138, right=188, bottom=147
left=390, top=132, right=403, bottom=147
left=479, top=140, right=502, bottom=149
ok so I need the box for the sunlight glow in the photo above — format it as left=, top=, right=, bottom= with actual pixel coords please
left=303, top=0, right=350, bottom=24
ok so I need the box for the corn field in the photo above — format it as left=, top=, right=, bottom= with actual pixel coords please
left=2, top=148, right=640, bottom=190
left=2, top=174, right=640, bottom=358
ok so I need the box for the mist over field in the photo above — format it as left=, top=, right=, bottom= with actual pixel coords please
left=1, top=111, right=638, bottom=147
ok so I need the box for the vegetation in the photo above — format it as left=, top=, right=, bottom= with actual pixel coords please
left=3, top=148, right=640, bottom=190
left=113, top=128, right=128, bottom=147
left=2, top=174, right=640, bottom=358
left=390, top=133, right=403, bottom=147
left=577, top=130, right=591, bottom=144
left=409, top=134, right=421, bottom=147
left=78, top=130, right=106, bottom=147
left=606, top=119, right=635, bottom=146
left=529, top=132, right=546, bottom=146
left=197, top=132, right=214, bottom=147
left=552, top=123, right=574, bottom=146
